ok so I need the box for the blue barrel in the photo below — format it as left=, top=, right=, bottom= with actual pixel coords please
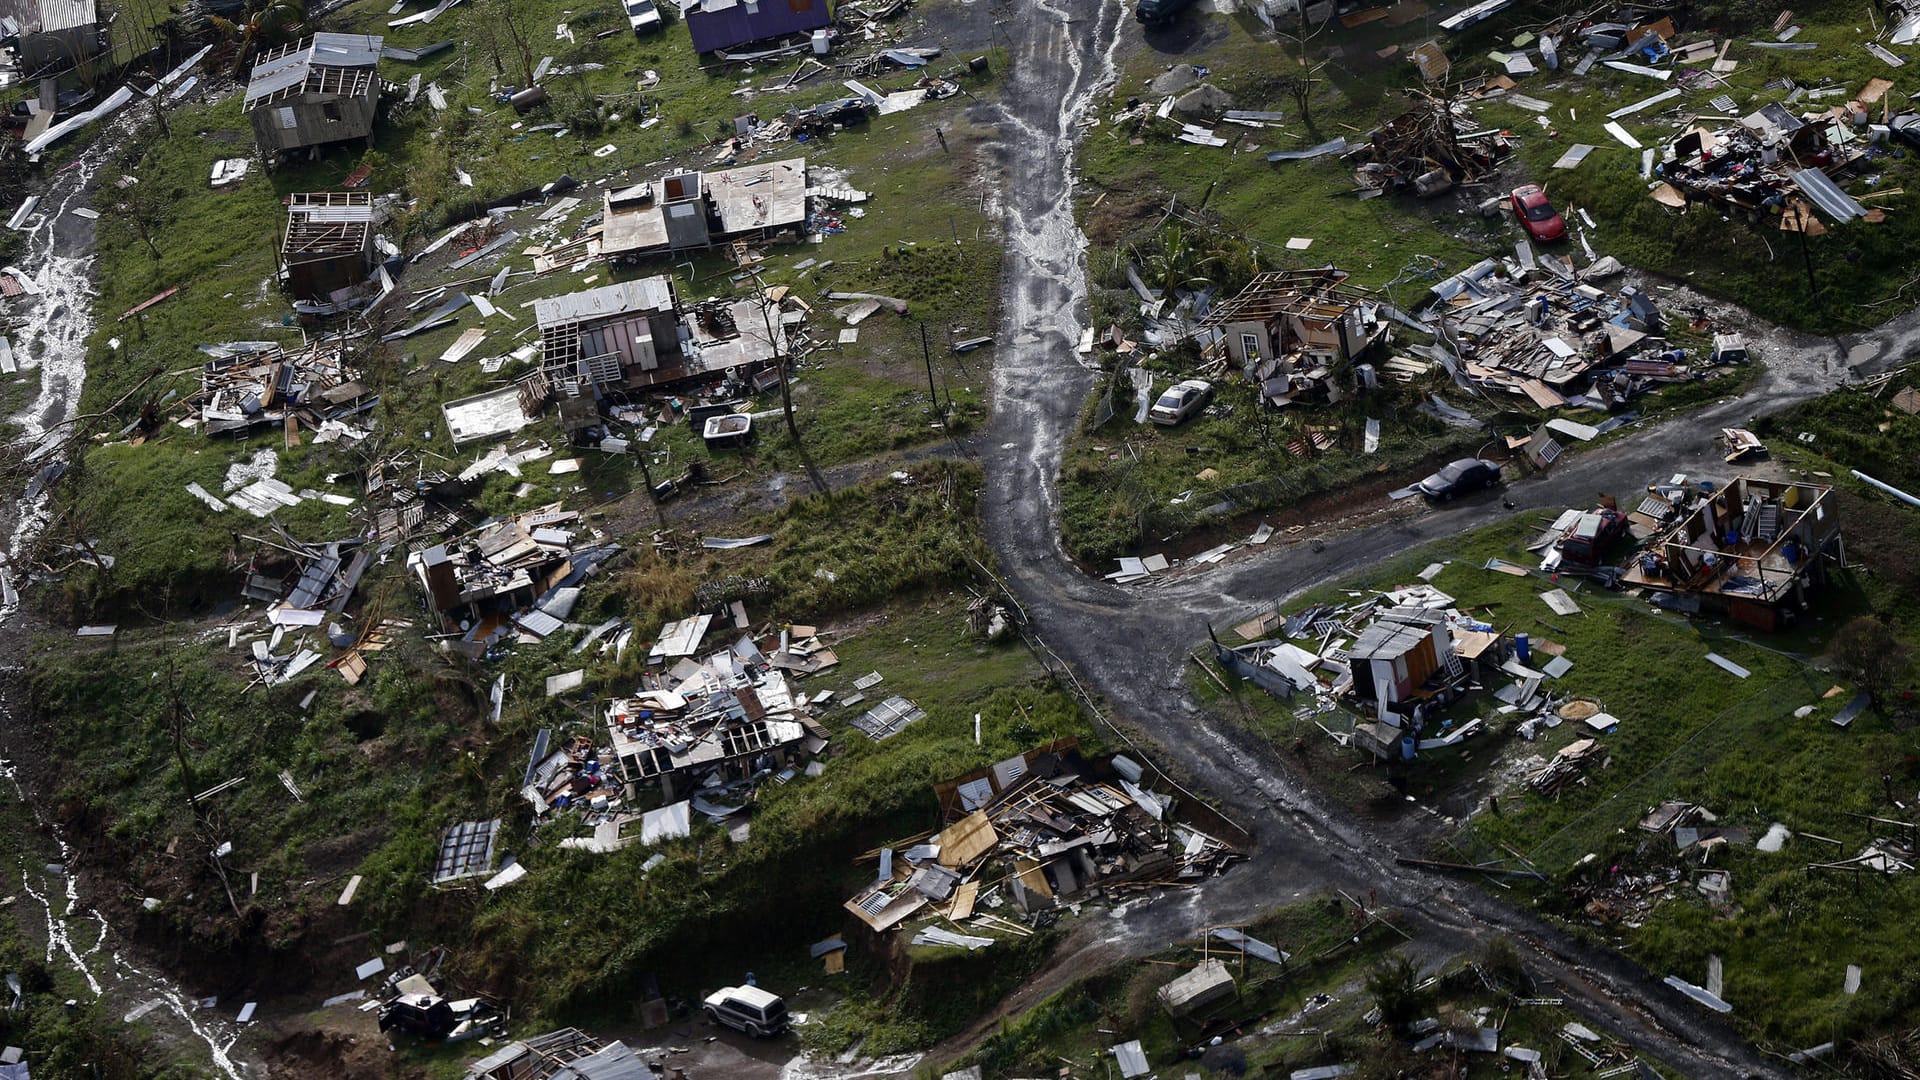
left=1515, top=633, right=1531, bottom=663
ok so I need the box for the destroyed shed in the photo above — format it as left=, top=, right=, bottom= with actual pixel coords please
left=0, top=0, right=99, bottom=74
left=191, top=340, right=370, bottom=439
left=1622, top=475, right=1843, bottom=630
left=282, top=192, right=376, bottom=302
left=1203, top=268, right=1384, bottom=406
left=600, top=158, right=809, bottom=260
left=243, top=33, right=382, bottom=160
left=1353, top=91, right=1510, bottom=197
left=680, top=0, right=831, bottom=55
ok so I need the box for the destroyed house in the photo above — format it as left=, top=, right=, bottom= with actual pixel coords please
left=282, top=192, right=375, bottom=301
left=535, top=277, right=682, bottom=393
left=1423, top=257, right=1666, bottom=408
left=606, top=694, right=809, bottom=800
left=1655, top=102, right=1868, bottom=224
left=535, top=277, right=791, bottom=396
left=194, top=341, right=367, bottom=438
left=243, top=33, right=382, bottom=158
left=412, top=507, right=622, bottom=645
left=1203, top=269, right=1383, bottom=404
left=1622, top=476, right=1842, bottom=630
left=1347, top=606, right=1462, bottom=721
left=847, top=745, right=1242, bottom=934
left=600, top=158, right=809, bottom=260
left=680, top=0, right=831, bottom=55
left=0, top=0, right=99, bottom=73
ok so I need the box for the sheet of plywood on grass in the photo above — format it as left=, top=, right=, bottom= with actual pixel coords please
left=937, top=810, right=998, bottom=868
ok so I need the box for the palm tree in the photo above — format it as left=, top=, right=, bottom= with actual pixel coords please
left=210, top=0, right=307, bottom=76
left=1136, top=225, right=1212, bottom=302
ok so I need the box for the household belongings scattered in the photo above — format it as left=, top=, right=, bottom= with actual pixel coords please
left=1651, top=97, right=1881, bottom=229
left=518, top=618, right=834, bottom=853
left=1619, top=474, right=1842, bottom=629
left=409, top=504, right=623, bottom=651
left=844, top=740, right=1244, bottom=940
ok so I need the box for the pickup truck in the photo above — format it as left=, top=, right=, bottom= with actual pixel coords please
left=625, top=0, right=663, bottom=34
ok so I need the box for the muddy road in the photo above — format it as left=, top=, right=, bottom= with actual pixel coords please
left=976, top=0, right=1913, bottom=1076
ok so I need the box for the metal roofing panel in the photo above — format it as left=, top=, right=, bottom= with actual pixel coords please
left=37, top=0, right=94, bottom=30
left=535, top=278, right=675, bottom=327
left=1790, top=168, right=1865, bottom=222
left=1111, top=1040, right=1149, bottom=1078
left=310, top=31, right=384, bottom=66
left=569, top=1043, right=653, bottom=1080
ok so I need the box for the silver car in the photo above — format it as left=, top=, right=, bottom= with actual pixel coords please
left=1148, top=379, right=1212, bottom=426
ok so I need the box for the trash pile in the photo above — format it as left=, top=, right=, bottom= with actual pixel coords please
left=189, top=339, right=370, bottom=439
left=1352, top=92, right=1511, bottom=197
left=844, top=743, right=1244, bottom=942
left=376, top=956, right=505, bottom=1045
left=241, top=529, right=372, bottom=622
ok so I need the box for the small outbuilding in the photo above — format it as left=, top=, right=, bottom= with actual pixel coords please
left=1157, top=957, right=1235, bottom=1016
left=0, top=0, right=100, bottom=75
left=680, top=0, right=831, bottom=55
left=243, top=33, right=382, bottom=161
left=282, top=192, right=374, bottom=301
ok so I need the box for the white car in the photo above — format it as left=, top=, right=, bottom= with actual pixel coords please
left=1148, top=379, right=1213, bottom=426
left=625, top=0, right=663, bottom=33
left=703, top=985, right=788, bottom=1037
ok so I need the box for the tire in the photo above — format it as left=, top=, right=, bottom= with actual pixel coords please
left=704, top=1007, right=720, bottom=1025
left=745, top=1022, right=763, bottom=1038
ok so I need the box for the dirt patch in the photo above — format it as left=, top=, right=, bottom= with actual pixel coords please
left=261, top=1013, right=418, bottom=1080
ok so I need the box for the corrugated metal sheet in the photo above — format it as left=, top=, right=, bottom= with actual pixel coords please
left=1790, top=168, right=1865, bottom=222
left=244, top=34, right=382, bottom=110
left=535, top=278, right=676, bottom=327
left=569, top=1042, right=652, bottom=1080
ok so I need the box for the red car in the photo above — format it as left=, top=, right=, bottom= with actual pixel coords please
left=1510, top=184, right=1566, bottom=242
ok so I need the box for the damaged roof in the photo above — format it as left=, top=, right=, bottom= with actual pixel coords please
left=244, top=33, right=383, bottom=111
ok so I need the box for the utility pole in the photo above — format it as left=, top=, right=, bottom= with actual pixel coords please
left=919, top=321, right=941, bottom=415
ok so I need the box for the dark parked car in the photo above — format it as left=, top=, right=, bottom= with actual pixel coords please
left=1509, top=184, right=1566, bottom=242
left=1414, top=458, right=1501, bottom=501
left=1137, top=0, right=1197, bottom=24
